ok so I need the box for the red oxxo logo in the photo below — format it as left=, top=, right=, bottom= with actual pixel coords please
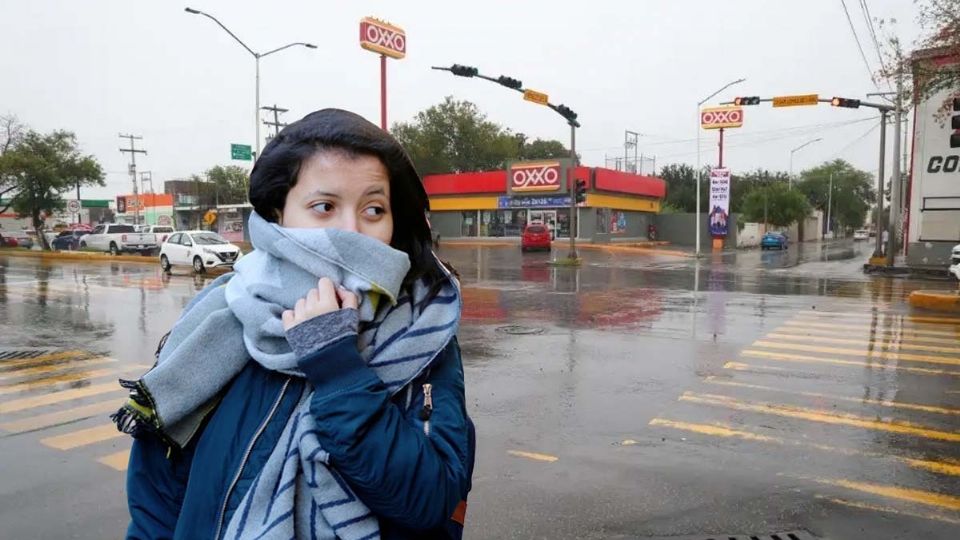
left=360, top=18, right=406, bottom=59
left=511, top=162, right=561, bottom=192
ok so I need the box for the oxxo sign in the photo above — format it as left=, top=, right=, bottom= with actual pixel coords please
left=509, top=161, right=563, bottom=193
left=359, top=17, right=406, bottom=59
left=700, top=106, right=744, bottom=130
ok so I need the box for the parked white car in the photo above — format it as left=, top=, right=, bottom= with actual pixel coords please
left=853, top=229, right=870, bottom=241
left=79, top=223, right=157, bottom=255
left=949, top=244, right=960, bottom=281
left=159, top=231, right=242, bottom=273
left=141, top=225, right=176, bottom=244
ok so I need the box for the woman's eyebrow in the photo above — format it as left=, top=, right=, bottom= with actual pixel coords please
left=364, top=187, right=386, bottom=196
left=306, top=190, right=340, bottom=199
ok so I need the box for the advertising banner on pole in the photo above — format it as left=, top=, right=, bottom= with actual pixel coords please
left=709, top=168, right=731, bottom=237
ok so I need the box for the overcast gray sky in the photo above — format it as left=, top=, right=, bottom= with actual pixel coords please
left=1, top=0, right=922, bottom=200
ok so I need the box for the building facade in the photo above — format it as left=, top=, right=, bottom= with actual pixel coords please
left=115, top=193, right=174, bottom=227
left=424, top=161, right=666, bottom=242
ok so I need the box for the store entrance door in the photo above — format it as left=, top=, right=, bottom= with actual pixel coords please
left=529, top=210, right=558, bottom=239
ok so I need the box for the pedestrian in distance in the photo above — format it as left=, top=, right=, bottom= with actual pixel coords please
left=113, top=108, right=475, bottom=540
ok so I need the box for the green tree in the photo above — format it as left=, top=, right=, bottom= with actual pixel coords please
left=205, top=165, right=248, bottom=204
left=520, top=138, right=569, bottom=160
left=0, top=129, right=104, bottom=248
left=730, top=169, right=791, bottom=213
left=796, top=159, right=874, bottom=233
left=741, top=183, right=811, bottom=228
left=659, top=163, right=707, bottom=213
left=392, top=97, right=520, bottom=174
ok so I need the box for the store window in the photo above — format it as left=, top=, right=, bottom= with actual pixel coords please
left=479, top=209, right=527, bottom=237
left=596, top=208, right=610, bottom=234
left=461, top=211, right=477, bottom=237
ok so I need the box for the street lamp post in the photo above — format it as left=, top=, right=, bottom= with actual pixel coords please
left=788, top=137, right=823, bottom=187
left=696, top=78, right=745, bottom=258
left=184, top=7, right=317, bottom=159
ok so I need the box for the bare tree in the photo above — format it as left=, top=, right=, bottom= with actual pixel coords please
left=0, top=114, right=25, bottom=155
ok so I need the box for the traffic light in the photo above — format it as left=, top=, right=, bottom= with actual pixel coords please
left=734, top=96, right=760, bottom=106
left=497, top=75, right=522, bottom=90
left=951, top=97, right=960, bottom=149
left=575, top=179, right=587, bottom=204
left=831, top=97, right=861, bottom=108
left=555, top=104, right=578, bottom=124
left=449, top=64, right=478, bottom=77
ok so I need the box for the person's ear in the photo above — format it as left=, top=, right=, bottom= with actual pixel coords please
left=274, top=208, right=283, bottom=225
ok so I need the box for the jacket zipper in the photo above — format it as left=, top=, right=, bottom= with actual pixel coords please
left=419, top=383, right=433, bottom=436
left=213, top=378, right=290, bottom=540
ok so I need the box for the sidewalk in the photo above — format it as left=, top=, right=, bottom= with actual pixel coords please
left=438, top=238, right=690, bottom=257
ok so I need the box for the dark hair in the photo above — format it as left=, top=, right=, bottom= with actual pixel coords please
left=249, top=108, right=447, bottom=295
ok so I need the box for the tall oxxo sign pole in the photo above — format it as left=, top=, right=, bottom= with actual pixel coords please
left=360, top=17, right=406, bottom=130
left=699, top=105, right=743, bottom=251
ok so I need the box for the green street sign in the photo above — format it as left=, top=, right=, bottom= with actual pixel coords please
left=231, top=143, right=252, bottom=161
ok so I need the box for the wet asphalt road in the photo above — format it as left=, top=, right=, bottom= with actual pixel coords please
left=1, top=240, right=958, bottom=539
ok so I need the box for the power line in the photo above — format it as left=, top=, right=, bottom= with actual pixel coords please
left=858, top=0, right=891, bottom=87
left=839, top=0, right=879, bottom=89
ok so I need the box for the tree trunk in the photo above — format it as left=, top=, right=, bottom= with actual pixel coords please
left=32, top=211, right=50, bottom=250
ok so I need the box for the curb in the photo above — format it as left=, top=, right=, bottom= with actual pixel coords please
left=0, top=249, right=157, bottom=264
left=908, top=290, right=960, bottom=313
left=439, top=241, right=690, bottom=258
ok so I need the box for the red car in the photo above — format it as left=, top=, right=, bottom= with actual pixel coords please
left=521, top=223, right=552, bottom=252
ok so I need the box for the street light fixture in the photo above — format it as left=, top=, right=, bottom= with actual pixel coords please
left=184, top=7, right=317, bottom=159
left=789, top=137, right=823, bottom=186
left=696, top=78, right=746, bottom=258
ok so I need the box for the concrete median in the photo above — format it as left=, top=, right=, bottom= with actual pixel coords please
left=908, top=290, right=960, bottom=314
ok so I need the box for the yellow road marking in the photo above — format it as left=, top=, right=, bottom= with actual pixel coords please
left=0, top=398, right=124, bottom=433
left=752, top=340, right=960, bottom=366
left=0, top=356, right=115, bottom=381
left=774, top=325, right=960, bottom=346
left=0, top=382, right=121, bottom=414
left=649, top=417, right=960, bottom=476
left=41, top=423, right=123, bottom=450
left=0, top=368, right=120, bottom=396
left=97, top=449, right=131, bottom=471
left=741, top=350, right=960, bottom=377
left=703, top=377, right=960, bottom=416
left=782, top=320, right=960, bottom=338
left=796, top=311, right=960, bottom=325
left=679, top=392, right=960, bottom=442
left=723, top=361, right=795, bottom=373
left=817, top=496, right=960, bottom=525
left=0, top=350, right=89, bottom=371
left=812, top=477, right=960, bottom=511
left=507, top=450, right=559, bottom=463
left=766, top=333, right=960, bottom=355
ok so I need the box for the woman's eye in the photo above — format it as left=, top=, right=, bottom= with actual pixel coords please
left=362, top=206, right=386, bottom=217
left=311, top=202, right=334, bottom=214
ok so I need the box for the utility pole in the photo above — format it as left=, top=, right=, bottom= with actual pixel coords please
left=119, top=134, right=147, bottom=227
left=886, top=63, right=904, bottom=266
left=825, top=173, right=834, bottom=240
left=873, top=111, right=888, bottom=258
left=568, top=123, right=579, bottom=260
left=261, top=104, right=289, bottom=137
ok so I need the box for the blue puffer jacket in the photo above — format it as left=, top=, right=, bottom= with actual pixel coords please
left=125, top=334, right=475, bottom=540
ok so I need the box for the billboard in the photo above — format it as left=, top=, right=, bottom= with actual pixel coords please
left=508, top=160, right=570, bottom=193
left=709, top=168, right=731, bottom=237
left=359, top=17, right=406, bottom=59
left=700, top=106, right=744, bottom=130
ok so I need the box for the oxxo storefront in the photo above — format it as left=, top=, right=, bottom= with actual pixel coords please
left=424, top=160, right=666, bottom=242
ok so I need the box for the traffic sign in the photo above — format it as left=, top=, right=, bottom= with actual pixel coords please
left=360, top=17, right=406, bottom=59
left=66, top=200, right=81, bottom=214
left=773, top=94, right=819, bottom=107
left=231, top=144, right=252, bottom=161
left=523, top=89, right=549, bottom=106
left=700, top=106, right=744, bottom=130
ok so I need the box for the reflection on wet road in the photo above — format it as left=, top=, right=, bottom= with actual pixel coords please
left=0, top=245, right=957, bottom=539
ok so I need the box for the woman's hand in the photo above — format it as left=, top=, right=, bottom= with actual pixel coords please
left=282, top=277, right=359, bottom=331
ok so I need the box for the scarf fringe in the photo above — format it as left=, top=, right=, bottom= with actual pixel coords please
left=110, top=378, right=168, bottom=443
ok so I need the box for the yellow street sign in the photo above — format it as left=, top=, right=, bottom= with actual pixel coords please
left=523, top=89, right=549, bottom=106
left=773, top=94, right=819, bottom=107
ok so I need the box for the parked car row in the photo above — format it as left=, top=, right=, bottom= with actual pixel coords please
left=0, top=230, right=34, bottom=249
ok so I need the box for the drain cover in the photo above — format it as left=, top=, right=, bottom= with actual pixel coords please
left=0, top=349, right=55, bottom=360
left=495, top=325, right=545, bottom=335
left=640, top=531, right=819, bottom=540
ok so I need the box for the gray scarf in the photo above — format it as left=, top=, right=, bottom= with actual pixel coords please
left=113, top=212, right=461, bottom=540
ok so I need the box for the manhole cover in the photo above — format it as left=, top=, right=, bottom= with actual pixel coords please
left=640, top=531, right=818, bottom=540
left=495, top=325, right=545, bottom=335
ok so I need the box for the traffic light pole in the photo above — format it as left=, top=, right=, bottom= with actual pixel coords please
left=874, top=110, right=888, bottom=259
left=568, top=123, right=578, bottom=259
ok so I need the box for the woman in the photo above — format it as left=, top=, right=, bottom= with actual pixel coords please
left=113, top=109, right=475, bottom=540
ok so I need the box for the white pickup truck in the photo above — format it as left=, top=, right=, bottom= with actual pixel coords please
left=79, top=223, right=158, bottom=256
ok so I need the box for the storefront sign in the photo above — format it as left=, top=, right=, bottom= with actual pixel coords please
left=498, top=195, right=571, bottom=209
left=116, top=196, right=126, bottom=214
left=709, top=168, right=731, bottom=237
left=700, top=106, right=743, bottom=130
left=509, top=160, right=562, bottom=192
left=360, top=17, right=406, bottom=59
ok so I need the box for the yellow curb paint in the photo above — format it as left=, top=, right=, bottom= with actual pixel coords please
left=813, top=477, right=960, bottom=512
left=0, top=398, right=124, bottom=433
left=766, top=333, right=960, bottom=355
left=0, top=350, right=89, bottom=371
left=0, top=382, right=121, bottom=414
left=679, top=392, right=960, bottom=442
left=97, top=449, right=131, bottom=471
left=702, top=377, right=960, bottom=416
left=507, top=450, right=559, bottom=463
left=648, top=417, right=960, bottom=476
left=909, top=291, right=960, bottom=314
left=751, top=341, right=960, bottom=366
left=41, top=423, right=124, bottom=450
left=0, top=356, right=115, bottom=381
left=781, top=320, right=960, bottom=338
left=741, top=350, right=960, bottom=377
left=817, top=496, right=960, bottom=525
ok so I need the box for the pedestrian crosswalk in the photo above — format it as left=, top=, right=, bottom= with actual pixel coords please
left=0, top=348, right=142, bottom=472
left=646, top=309, right=960, bottom=526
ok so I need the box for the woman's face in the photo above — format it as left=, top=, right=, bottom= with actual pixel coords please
left=280, top=150, right=393, bottom=244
